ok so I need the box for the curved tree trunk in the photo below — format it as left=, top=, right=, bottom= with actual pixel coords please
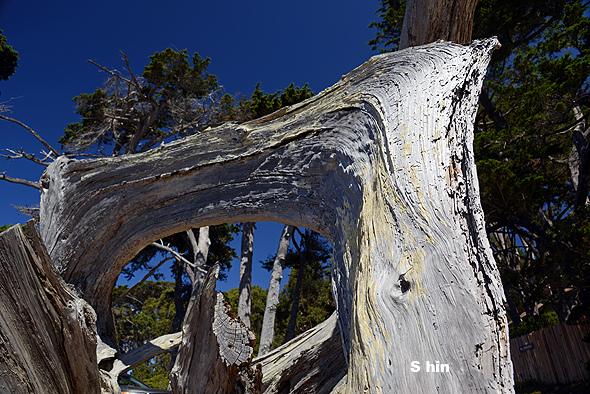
left=258, top=224, right=295, bottom=356
left=37, top=39, right=512, bottom=392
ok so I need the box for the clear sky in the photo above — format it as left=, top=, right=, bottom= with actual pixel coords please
left=0, top=0, right=380, bottom=291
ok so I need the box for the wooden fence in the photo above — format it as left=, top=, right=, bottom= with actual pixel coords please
left=510, top=323, right=590, bottom=384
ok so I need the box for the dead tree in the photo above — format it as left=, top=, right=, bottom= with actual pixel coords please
left=0, top=38, right=511, bottom=392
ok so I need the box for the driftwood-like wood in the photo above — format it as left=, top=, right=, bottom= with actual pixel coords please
left=253, top=312, right=346, bottom=394
left=170, top=264, right=262, bottom=393
left=110, top=332, right=182, bottom=376
left=38, top=39, right=513, bottom=391
left=0, top=223, right=100, bottom=393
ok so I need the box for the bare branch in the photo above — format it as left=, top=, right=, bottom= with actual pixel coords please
left=1, top=148, right=52, bottom=165
left=112, top=256, right=173, bottom=306
left=0, top=115, right=61, bottom=158
left=121, top=51, right=142, bottom=90
left=87, top=59, right=134, bottom=86
left=150, top=240, right=207, bottom=275
left=0, top=172, right=41, bottom=190
left=12, top=205, right=40, bottom=221
left=111, top=332, right=182, bottom=376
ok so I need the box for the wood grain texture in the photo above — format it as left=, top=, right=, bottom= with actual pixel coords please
left=0, top=223, right=100, bottom=393
left=170, top=264, right=261, bottom=393
left=253, top=312, right=346, bottom=394
left=39, top=39, right=512, bottom=392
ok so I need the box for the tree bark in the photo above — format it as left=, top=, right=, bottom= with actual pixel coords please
left=38, top=39, right=512, bottom=391
left=258, top=224, right=295, bottom=356
left=0, top=223, right=101, bottom=393
left=238, top=222, right=255, bottom=327
left=400, top=0, right=478, bottom=49
left=169, top=264, right=262, bottom=393
left=253, top=312, right=346, bottom=394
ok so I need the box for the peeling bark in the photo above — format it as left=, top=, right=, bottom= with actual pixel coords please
left=38, top=39, right=512, bottom=392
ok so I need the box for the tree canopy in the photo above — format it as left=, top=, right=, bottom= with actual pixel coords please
left=0, top=30, right=18, bottom=84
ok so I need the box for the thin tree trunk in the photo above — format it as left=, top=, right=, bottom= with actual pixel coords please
left=170, top=259, right=186, bottom=367
left=38, top=39, right=512, bottom=392
left=238, top=222, right=255, bottom=327
left=285, top=239, right=307, bottom=343
left=258, top=224, right=295, bottom=356
left=172, top=226, right=211, bottom=366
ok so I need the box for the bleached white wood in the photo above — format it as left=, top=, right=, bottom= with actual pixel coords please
left=39, top=39, right=512, bottom=392
left=258, top=224, right=295, bottom=356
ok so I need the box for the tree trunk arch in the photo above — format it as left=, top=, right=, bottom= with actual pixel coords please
left=0, top=38, right=512, bottom=392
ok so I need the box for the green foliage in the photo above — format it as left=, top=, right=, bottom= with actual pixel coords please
left=0, top=30, right=18, bottom=82
left=368, top=0, right=407, bottom=52
left=271, top=230, right=334, bottom=347
left=130, top=353, right=171, bottom=390
left=510, top=311, right=559, bottom=338
left=245, top=82, right=314, bottom=119
left=113, top=281, right=176, bottom=352
left=61, top=48, right=229, bottom=155
left=0, top=224, right=13, bottom=233
left=223, top=285, right=268, bottom=355
left=474, top=0, right=590, bottom=322
left=61, top=47, right=314, bottom=157
left=113, top=281, right=175, bottom=388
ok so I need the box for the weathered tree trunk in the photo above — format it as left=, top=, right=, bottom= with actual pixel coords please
left=258, top=224, right=295, bottom=356
left=238, top=222, right=255, bottom=327
left=253, top=312, right=346, bottom=393
left=171, top=227, right=211, bottom=365
left=400, top=0, right=478, bottom=49
left=169, top=264, right=262, bottom=393
left=38, top=39, right=512, bottom=391
left=0, top=223, right=102, bottom=393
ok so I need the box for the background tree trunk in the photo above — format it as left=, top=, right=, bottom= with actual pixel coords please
left=400, top=0, right=478, bottom=49
left=258, top=224, right=294, bottom=356
left=284, top=244, right=306, bottom=343
left=238, top=222, right=255, bottom=327
left=37, top=39, right=512, bottom=391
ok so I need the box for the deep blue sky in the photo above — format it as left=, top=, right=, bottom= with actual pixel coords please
left=0, top=0, right=380, bottom=291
